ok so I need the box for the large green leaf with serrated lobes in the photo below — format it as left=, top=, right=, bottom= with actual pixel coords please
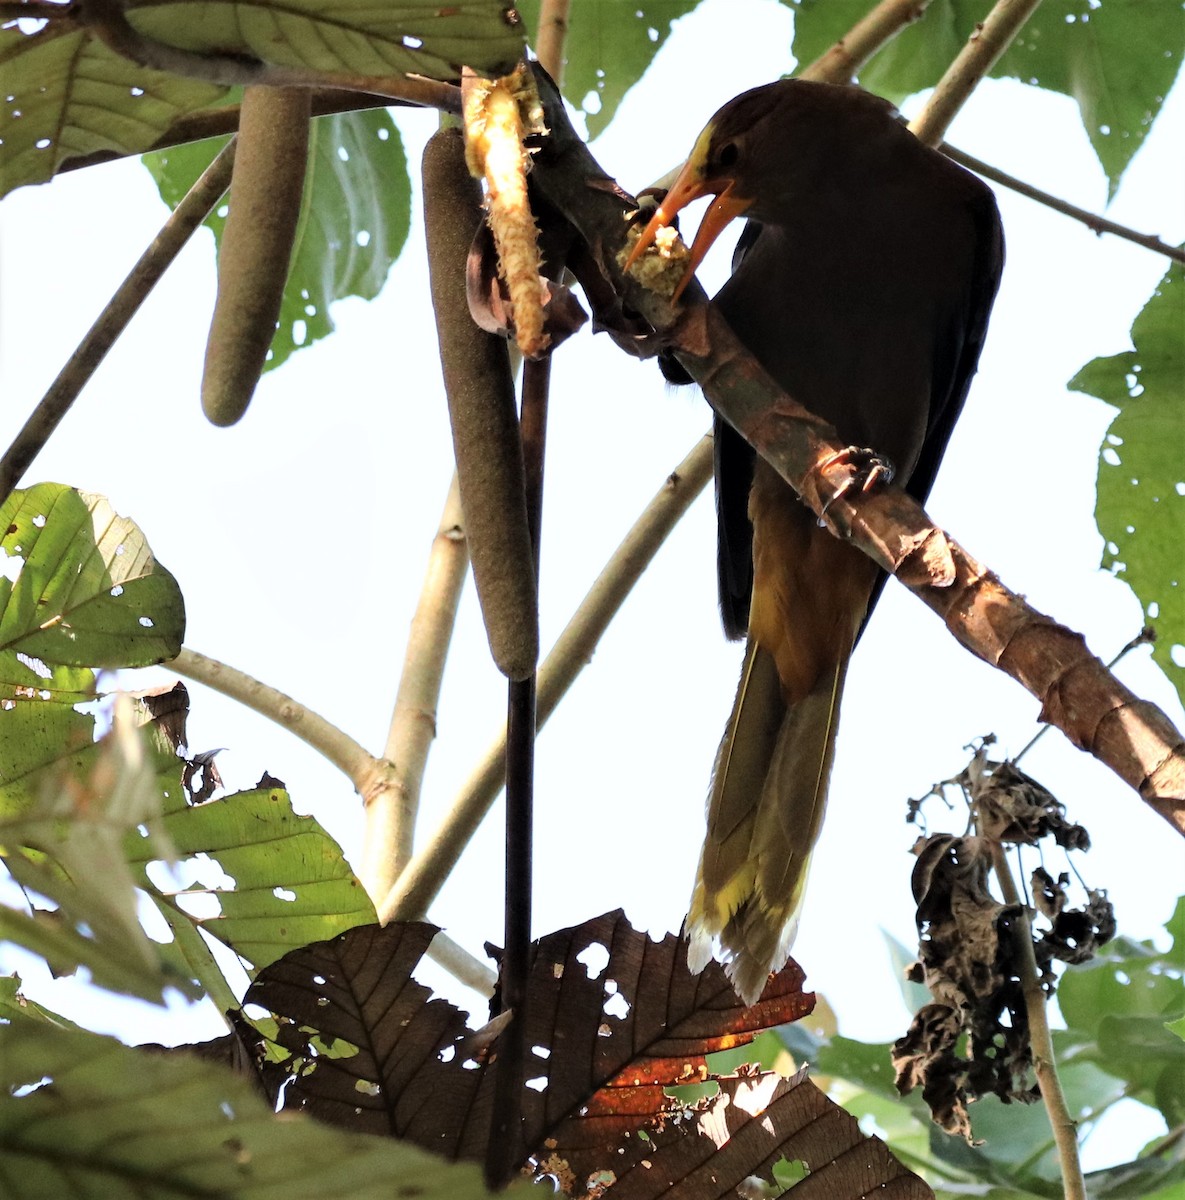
left=0, top=483, right=184, bottom=667
left=143, top=109, right=411, bottom=374
left=0, top=1020, right=506, bottom=1199
left=787, top=0, right=1184, bottom=196
left=516, top=0, right=700, bottom=141
left=1068, top=264, right=1184, bottom=707
left=127, top=783, right=376, bottom=974
left=0, top=484, right=184, bottom=817
left=0, top=1, right=523, bottom=197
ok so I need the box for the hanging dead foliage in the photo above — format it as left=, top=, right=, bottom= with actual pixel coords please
left=896, top=749, right=1115, bottom=1141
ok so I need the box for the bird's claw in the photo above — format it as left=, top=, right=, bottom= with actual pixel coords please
left=816, top=446, right=894, bottom=521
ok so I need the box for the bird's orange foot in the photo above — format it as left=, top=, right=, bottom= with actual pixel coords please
left=815, top=446, right=894, bottom=521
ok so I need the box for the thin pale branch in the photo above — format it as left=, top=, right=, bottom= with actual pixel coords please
left=943, top=144, right=1185, bottom=265
left=167, top=647, right=384, bottom=792
left=166, top=649, right=494, bottom=995
left=378, top=435, right=713, bottom=922
left=428, top=930, right=497, bottom=995
left=534, top=0, right=571, bottom=83
left=988, top=840, right=1088, bottom=1200
left=363, top=475, right=468, bottom=899
left=80, top=0, right=463, bottom=111
left=909, top=0, right=1043, bottom=146
left=0, top=139, right=236, bottom=507
left=799, top=0, right=932, bottom=84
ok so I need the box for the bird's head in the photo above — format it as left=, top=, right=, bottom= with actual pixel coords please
left=624, top=85, right=797, bottom=301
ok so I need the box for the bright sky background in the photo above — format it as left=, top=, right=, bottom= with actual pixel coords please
left=1, top=0, right=1183, bottom=1172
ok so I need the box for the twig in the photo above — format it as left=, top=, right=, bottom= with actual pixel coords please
left=987, top=839, right=1088, bottom=1200
left=378, top=435, right=713, bottom=923
left=0, top=139, right=236, bottom=507
left=800, top=0, right=932, bottom=83
left=909, top=0, right=1043, bottom=146
left=80, top=0, right=464, bottom=111
left=943, top=144, right=1185, bottom=265
left=364, top=475, right=468, bottom=899
left=166, top=647, right=385, bottom=792
left=1013, top=627, right=1157, bottom=764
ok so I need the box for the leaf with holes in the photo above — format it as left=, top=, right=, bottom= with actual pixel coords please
left=0, top=484, right=184, bottom=818
left=1069, top=263, right=1184, bottom=707
left=0, top=692, right=190, bottom=1003
left=0, top=1, right=524, bottom=196
left=143, top=109, right=411, bottom=374
left=242, top=910, right=821, bottom=1191
left=0, top=1019, right=511, bottom=1199
left=127, top=779, right=377, bottom=975
left=597, top=1067, right=932, bottom=1199
left=790, top=0, right=1183, bottom=196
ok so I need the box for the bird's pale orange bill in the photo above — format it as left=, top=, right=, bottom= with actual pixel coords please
left=626, top=168, right=754, bottom=301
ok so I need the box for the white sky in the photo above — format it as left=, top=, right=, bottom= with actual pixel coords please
left=1, top=0, right=1183, bottom=1173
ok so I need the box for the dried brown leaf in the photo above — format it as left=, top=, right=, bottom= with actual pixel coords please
left=243, top=910, right=814, bottom=1189
left=894, top=835, right=1037, bottom=1138
left=593, top=1066, right=932, bottom=1199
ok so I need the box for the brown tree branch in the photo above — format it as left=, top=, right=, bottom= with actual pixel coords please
left=524, top=65, right=1185, bottom=837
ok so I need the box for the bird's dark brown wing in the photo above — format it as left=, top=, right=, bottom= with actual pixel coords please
left=713, top=173, right=1004, bottom=642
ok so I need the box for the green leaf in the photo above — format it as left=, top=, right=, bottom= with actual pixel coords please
left=516, top=0, right=700, bottom=140
left=0, top=975, right=82, bottom=1028
left=882, top=926, right=931, bottom=1016
left=814, top=1035, right=901, bottom=1101
left=0, top=483, right=185, bottom=668
left=0, top=693, right=191, bottom=1003
left=788, top=0, right=1184, bottom=195
left=0, top=3, right=523, bottom=196
left=128, top=1, right=524, bottom=80
left=0, top=485, right=184, bottom=817
left=0, top=1020, right=507, bottom=1199
left=127, top=784, right=377, bottom=974
left=1168, top=1014, right=1185, bottom=1044
left=143, top=109, right=412, bottom=373
left=1055, top=919, right=1185, bottom=1124
left=1068, top=264, right=1185, bottom=707
left=0, top=25, right=228, bottom=198
left=1086, top=1157, right=1185, bottom=1199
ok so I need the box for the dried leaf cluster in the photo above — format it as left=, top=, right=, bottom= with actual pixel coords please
left=895, top=751, right=1116, bottom=1140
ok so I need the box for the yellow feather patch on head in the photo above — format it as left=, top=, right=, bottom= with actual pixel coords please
left=686, top=122, right=715, bottom=178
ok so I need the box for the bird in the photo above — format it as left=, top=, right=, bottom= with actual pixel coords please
left=625, top=79, right=1004, bottom=1003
